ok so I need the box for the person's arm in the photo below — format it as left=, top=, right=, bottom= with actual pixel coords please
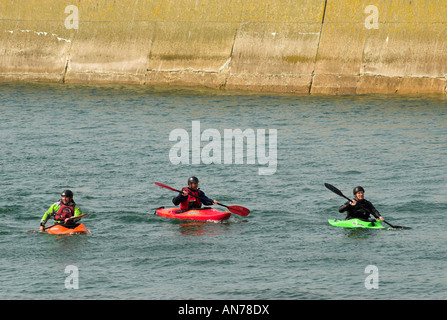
left=172, top=188, right=188, bottom=205
left=39, top=203, right=58, bottom=231
left=64, top=206, right=83, bottom=224
left=74, top=206, right=83, bottom=217
left=366, top=201, right=384, bottom=221
left=198, top=190, right=217, bottom=206
left=338, top=201, right=352, bottom=213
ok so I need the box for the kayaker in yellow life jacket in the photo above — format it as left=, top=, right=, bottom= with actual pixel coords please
left=39, top=190, right=83, bottom=231
left=172, top=176, right=218, bottom=210
left=338, top=186, right=384, bottom=222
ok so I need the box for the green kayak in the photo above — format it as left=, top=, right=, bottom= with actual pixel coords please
left=328, top=219, right=388, bottom=229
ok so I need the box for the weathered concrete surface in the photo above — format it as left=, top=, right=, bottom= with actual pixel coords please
left=1, top=0, right=446, bottom=94
left=312, top=0, right=447, bottom=94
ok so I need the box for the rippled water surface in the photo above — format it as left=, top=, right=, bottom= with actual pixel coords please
left=1, top=83, right=446, bottom=299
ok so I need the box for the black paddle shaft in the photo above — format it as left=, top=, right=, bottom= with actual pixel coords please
left=324, top=183, right=352, bottom=202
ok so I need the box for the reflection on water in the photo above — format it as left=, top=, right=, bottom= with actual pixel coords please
left=177, top=220, right=231, bottom=236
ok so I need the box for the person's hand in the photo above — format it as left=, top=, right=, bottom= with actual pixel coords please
left=349, top=199, right=357, bottom=206
left=64, top=218, right=70, bottom=224
left=182, top=190, right=188, bottom=197
left=39, top=226, right=44, bottom=232
left=379, top=216, right=384, bottom=222
left=213, top=200, right=218, bottom=205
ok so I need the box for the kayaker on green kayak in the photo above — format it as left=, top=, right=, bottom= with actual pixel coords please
left=172, top=176, right=218, bottom=210
left=338, top=186, right=384, bottom=223
left=39, top=190, right=83, bottom=231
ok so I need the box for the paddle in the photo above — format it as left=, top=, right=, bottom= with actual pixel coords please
left=154, top=182, right=250, bottom=216
left=26, top=213, right=89, bottom=232
left=324, top=183, right=405, bottom=229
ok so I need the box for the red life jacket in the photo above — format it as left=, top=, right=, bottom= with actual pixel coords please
left=180, top=187, right=202, bottom=210
left=54, top=201, right=75, bottom=222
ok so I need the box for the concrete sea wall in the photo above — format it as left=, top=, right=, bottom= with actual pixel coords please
left=1, top=0, right=446, bottom=94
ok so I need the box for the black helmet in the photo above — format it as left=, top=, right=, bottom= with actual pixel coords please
left=61, top=189, right=74, bottom=198
left=187, top=176, right=199, bottom=184
left=353, top=186, right=365, bottom=195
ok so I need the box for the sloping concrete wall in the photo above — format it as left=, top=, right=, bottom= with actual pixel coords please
left=1, top=0, right=446, bottom=94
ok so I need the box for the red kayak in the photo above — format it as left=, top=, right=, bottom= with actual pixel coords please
left=155, top=207, right=231, bottom=221
left=46, top=224, right=89, bottom=235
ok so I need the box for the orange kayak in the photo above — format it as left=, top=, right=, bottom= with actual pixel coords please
left=155, top=207, right=231, bottom=221
left=46, top=223, right=89, bottom=235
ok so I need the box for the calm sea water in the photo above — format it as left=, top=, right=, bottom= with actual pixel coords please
left=0, top=83, right=446, bottom=301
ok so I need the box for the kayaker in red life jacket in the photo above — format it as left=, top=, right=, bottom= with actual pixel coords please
left=39, top=190, right=83, bottom=231
left=172, top=176, right=218, bottom=210
left=338, top=186, right=385, bottom=222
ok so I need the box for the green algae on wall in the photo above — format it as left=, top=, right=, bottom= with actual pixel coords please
left=1, top=0, right=446, bottom=94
